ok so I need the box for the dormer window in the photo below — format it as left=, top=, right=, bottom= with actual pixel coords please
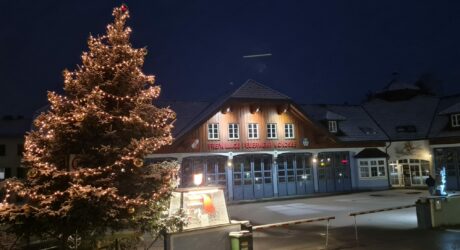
left=359, top=127, right=376, bottom=135
left=452, top=114, right=460, bottom=128
left=328, top=120, right=337, bottom=133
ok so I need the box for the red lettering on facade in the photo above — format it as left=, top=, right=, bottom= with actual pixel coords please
left=208, top=142, right=241, bottom=150
left=207, top=141, right=297, bottom=150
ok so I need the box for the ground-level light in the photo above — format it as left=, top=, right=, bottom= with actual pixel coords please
left=193, top=173, right=203, bottom=186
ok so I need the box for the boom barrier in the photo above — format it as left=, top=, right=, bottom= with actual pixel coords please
left=349, top=204, right=416, bottom=244
left=252, top=216, right=335, bottom=248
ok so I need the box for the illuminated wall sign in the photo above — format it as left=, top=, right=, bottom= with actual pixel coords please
left=207, top=141, right=297, bottom=151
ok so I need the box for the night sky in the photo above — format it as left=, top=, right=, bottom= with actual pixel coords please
left=3, top=0, right=460, bottom=117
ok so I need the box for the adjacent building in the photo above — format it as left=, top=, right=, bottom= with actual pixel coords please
left=0, top=116, right=30, bottom=180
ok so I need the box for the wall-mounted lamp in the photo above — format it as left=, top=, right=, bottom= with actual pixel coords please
left=222, top=106, right=232, bottom=114
left=250, top=105, right=260, bottom=114
left=277, top=104, right=289, bottom=114
left=227, top=152, right=233, bottom=168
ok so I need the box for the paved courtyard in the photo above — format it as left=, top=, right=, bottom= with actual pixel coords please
left=227, top=189, right=460, bottom=249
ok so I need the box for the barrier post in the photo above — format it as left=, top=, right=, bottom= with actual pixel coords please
left=325, top=218, right=330, bottom=248
left=349, top=204, right=415, bottom=247
left=353, top=215, right=358, bottom=245
left=252, top=216, right=335, bottom=249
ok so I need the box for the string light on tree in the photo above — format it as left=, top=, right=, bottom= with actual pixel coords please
left=0, top=5, right=180, bottom=247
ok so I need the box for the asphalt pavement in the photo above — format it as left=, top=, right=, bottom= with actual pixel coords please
left=227, top=189, right=460, bottom=250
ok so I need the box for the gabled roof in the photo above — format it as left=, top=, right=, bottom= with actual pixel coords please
left=363, top=95, right=439, bottom=140
left=325, top=111, right=346, bottom=121
left=377, top=78, right=420, bottom=93
left=155, top=100, right=210, bottom=137
left=300, top=105, right=344, bottom=121
left=439, top=102, right=460, bottom=115
left=230, top=79, right=291, bottom=100
left=429, top=95, right=460, bottom=139
left=158, top=80, right=294, bottom=141
left=326, top=105, right=388, bottom=142
left=0, top=117, right=32, bottom=137
left=301, top=104, right=388, bottom=142
left=354, top=148, right=388, bottom=158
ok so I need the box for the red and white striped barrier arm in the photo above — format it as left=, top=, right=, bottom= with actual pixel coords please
left=252, top=216, right=335, bottom=231
left=349, top=204, right=415, bottom=216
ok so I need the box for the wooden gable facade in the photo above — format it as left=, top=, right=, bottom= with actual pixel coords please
left=159, top=100, right=340, bottom=154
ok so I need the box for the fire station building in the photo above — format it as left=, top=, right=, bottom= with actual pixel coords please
left=149, top=79, right=460, bottom=201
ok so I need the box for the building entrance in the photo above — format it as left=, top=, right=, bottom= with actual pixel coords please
left=181, top=156, right=227, bottom=189
left=317, top=152, right=352, bottom=193
left=232, top=154, right=274, bottom=200
left=277, top=153, right=314, bottom=196
left=389, top=159, right=430, bottom=187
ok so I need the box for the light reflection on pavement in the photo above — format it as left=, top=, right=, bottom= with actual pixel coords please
left=228, top=189, right=460, bottom=249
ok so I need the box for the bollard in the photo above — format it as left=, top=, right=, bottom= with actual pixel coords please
left=229, top=230, right=252, bottom=250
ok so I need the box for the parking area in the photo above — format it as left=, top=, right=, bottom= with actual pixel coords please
left=228, top=189, right=460, bottom=249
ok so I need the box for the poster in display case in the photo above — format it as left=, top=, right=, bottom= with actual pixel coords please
left=169, top=186, right=230, bottom=230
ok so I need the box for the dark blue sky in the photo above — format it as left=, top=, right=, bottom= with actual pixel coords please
left=2, top=0, right=460, bottom=117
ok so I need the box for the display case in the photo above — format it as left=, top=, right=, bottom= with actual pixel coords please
left=169, top=186, right=230, bottom=230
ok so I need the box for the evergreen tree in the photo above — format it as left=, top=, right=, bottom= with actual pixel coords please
left=0, top=5, right=179, bottom=247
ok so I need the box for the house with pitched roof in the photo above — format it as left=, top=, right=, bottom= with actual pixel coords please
left=429, top=94, right=460, bottom=190
left=362, top=85, right=439, bottom=188
left=0, top=116, right=30, bottom=180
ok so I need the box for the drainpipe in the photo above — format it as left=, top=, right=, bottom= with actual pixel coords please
left=361, top=105, right=393, bottom=189
left=385, top=141, right=392, bottom=188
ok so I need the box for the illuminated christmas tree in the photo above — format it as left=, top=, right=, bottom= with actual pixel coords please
left=0, top=5, right=179, bottom=247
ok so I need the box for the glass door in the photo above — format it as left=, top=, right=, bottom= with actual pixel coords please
left=242, top=157, right=254, bottom=200
left=262, top=156, right=274, bottom=198
left=253, top=157, right=264, bottom=199
left=409, top=159, right=422, bottom=185
left=389, top=161, right=402, bottom=187
left=402, top=164, right=411, bottom=187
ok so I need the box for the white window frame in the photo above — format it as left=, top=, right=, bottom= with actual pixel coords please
left=207, top=123, right=219, bottom=140
left=328, top=120, right=338, bottom=133
left=452, top=114, right=460, bottom=128
left=0, top=167, right=5, bottom=179
left=284, top=123, right=295, bottom=139
left=267, top=123, right=277, bottom=139
left=228, top=123, right=239, bottom=140
left=358, top=158, right=387, bottom=179
left=248, top=123, right=259, bottom=139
